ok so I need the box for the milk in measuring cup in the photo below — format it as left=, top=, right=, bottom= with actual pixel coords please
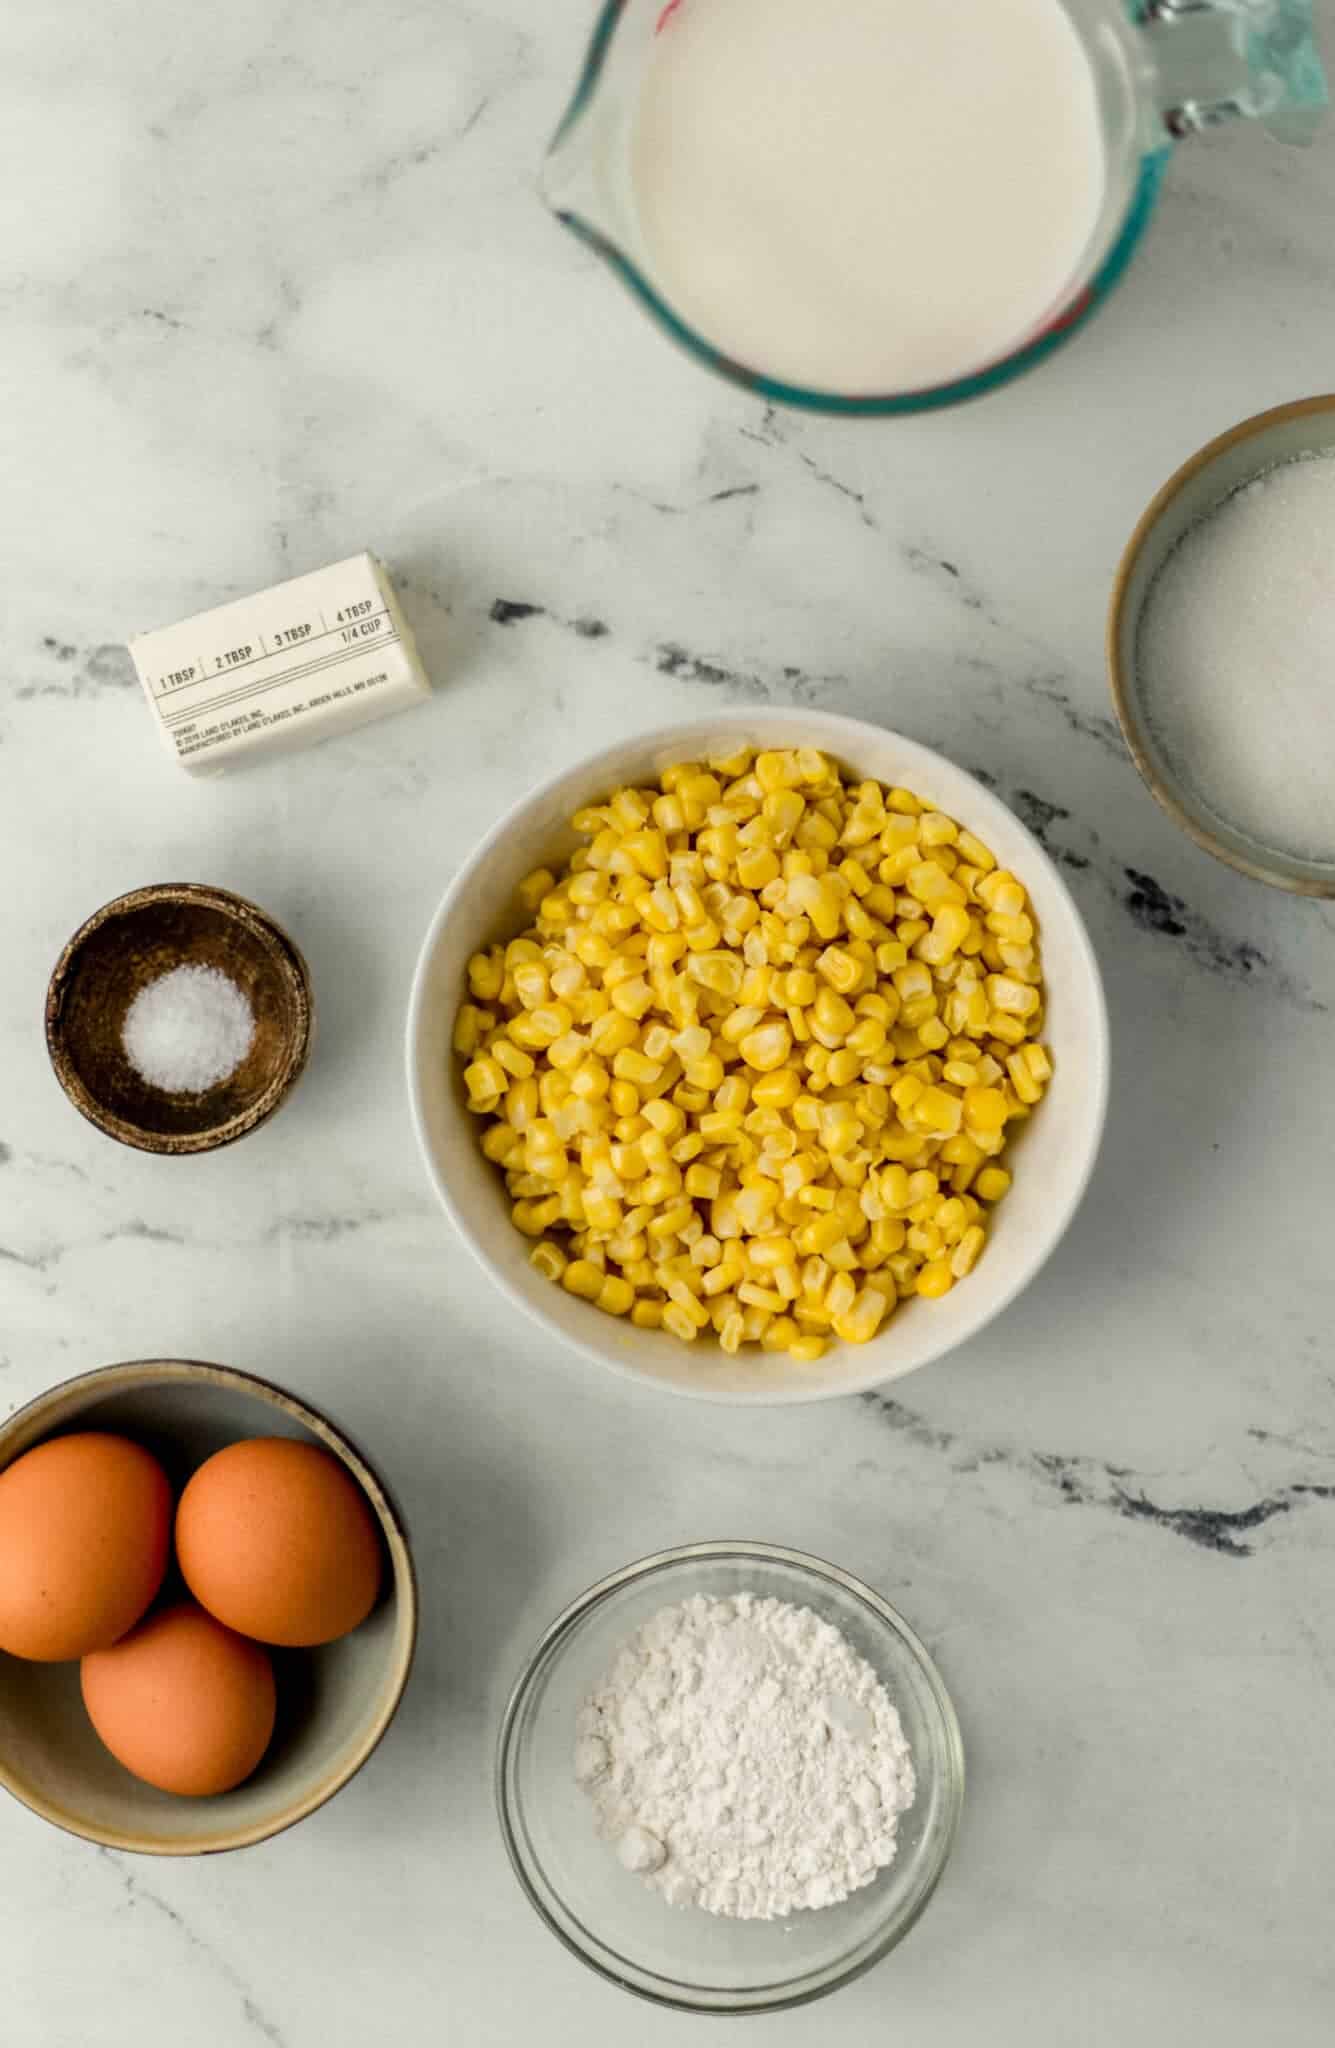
left=632, top=0, right=1107, bottom=394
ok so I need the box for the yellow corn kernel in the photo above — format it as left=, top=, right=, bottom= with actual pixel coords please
left=738, top=1283, right=787, bottom=1313
left=918, top=902, right=972, bottom=966
left=685, top=951, right=743, bottom=999
left=964, top=1086, right=1009, bottom=1133
left=491, top=1039, right=533, bottom=1081
left=826, top=1272, right=857, bottom=1319
left=987, top=973, right=1040, bottom=1019
left=950, top=1226, right=986, bottom=1279
left=942, top=1059, right=979, bottom=1089
left=955, top=829, right=995, bottom=872
left=481, top=1124, right=520, bottom=1165
left=464, top=1057, right=505, bottom=1109
left=745, top=1067, right=797, bottom=1111
left=605, top=976, right=651, bottom=1021
left=987, top=1011, right=1029, bottom=1046
left=467, top=950, right=505, bottom=1000
left=719, top=1005, right=764, bottom=1046
left=596, top=1275, right=635, bottom=1317
left=662, top=1303, right=700, bottom=1344
left=641, top=1097, right=685, bottom=1137
left=815, top=945, right=861, bottom=994
left=529, top=1240, right=568, bottom=1282
left=738, top=1019, right=792, bottom=1073
left=736, top=845, right=781, bottom=890
left=569, top=1058, right=611, bottom=1105
left=1023, top=1042, right=1053, bottom=1084
left=612, top=1048, right=663, bottom=1089
left=647, top=1201, right=694, bottom=1242
left=810, top=988, right=856, bottom=1046
left=630, top=1299, right=664, bottom=1330
left=905, top=861, right=966, bottom=910
left=916, top=1258, right=955, bottom=1299
left=582, top=1191, right=623, bottom=1234
left=1006, top=1051, right=1043, bottom=1106
left=589, top=1012, right=637, bottom=1058
left=913, top=1086, right=964, bottom=1136
left=685, top=1162, right=722, bottom=1201
left=562, top=1259, right=604, bottom=1301
left=831, top=1287, right=889, bottom=1344
left=718, top=1310, right=745, bottom=1354
left=608, top=1080, right=639, bottom=1120
left=610, top=1142, right=648, bottom=1183
left=785, top=872, right=843, bottom=940
left=665, top=1282, right=710, bottom=1329
left=818, top=1104, right=860, bottom=1157
left=453, top=1004, right=491, bottom=1057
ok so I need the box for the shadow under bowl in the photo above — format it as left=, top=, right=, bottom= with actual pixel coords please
left=46, top=884, right=314, bottom=1154
left=0, top=1360, right=417, bottom=1855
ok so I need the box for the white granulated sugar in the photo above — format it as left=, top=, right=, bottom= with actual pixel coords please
left=575, top=1593, right=915, bottom=1920
left=1137, top=451, right=1335, bottom=866
left=121, top=964, right=255, bottom=1094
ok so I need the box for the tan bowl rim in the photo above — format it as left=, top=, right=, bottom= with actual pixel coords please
left=0, top=1359, right=419, bottom=1856
left=1107, top=392, right=1335, bottom=899
left=45, top=883, right=315, bottom=1155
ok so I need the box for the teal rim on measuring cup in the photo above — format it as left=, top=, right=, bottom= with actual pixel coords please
left=542, top=0, right=1327, bottom=416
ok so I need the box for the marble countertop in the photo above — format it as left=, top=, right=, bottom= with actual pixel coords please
left=6, top=2, right=1335, bottom=2041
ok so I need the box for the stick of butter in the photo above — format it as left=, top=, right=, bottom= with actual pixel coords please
left=128, top=553, right=432, bottom=774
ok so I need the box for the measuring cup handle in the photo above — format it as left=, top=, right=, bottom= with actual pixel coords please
left=1139, top=0, right=1327, bottom=143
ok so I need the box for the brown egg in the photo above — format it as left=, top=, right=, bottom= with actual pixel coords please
left=82, top=1603, right=276, bottom=1797
left=0, top=1433, right=172, bottom=1662
left=176, top=1437, right=382, bottom=1647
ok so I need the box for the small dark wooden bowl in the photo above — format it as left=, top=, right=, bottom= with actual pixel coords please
left=46, top=885, right=313, bottom=1155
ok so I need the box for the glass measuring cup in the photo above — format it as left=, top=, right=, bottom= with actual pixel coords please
left=543, top=0, right=1327, bottom=415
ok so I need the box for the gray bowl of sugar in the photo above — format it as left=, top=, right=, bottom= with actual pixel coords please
left=46, top=884, right=314, bottom=1153
left=1109, top=394, right=1335, bottom=897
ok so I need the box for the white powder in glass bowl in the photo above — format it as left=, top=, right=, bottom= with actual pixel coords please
left=575, top=1592, right=915, bottom=1920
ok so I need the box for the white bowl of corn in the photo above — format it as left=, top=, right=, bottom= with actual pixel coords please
left=407, top=709, right=1108, bottom=1404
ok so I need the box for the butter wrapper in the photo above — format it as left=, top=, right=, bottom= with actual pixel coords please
left=129, top=553, right=432, bottom=774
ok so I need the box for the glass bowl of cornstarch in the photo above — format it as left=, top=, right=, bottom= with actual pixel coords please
left=495, top=1541, right=963, bottom=2013
left=1110, top=394, right=1335, bottom=896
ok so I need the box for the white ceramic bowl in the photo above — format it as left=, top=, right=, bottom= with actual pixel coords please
left=407, top=710, right=1108, bottom=1404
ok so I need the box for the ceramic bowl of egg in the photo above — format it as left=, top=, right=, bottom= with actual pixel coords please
left=496, top=1541, right=964, bottom=2014
left=408, top=708, right=1109, bottom=1403
left=1109, top=393, right=1335, bottom=896
left=0, top=1360, right=417, bottom=1854
left=45, top=883, right=314, bottom=1155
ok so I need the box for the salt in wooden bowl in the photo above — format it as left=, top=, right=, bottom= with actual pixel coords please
left=45, top=884, right=313, bottom=1155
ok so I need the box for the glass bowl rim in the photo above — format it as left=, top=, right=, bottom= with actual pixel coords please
left=494, top=1539, right=965, bottom=2015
